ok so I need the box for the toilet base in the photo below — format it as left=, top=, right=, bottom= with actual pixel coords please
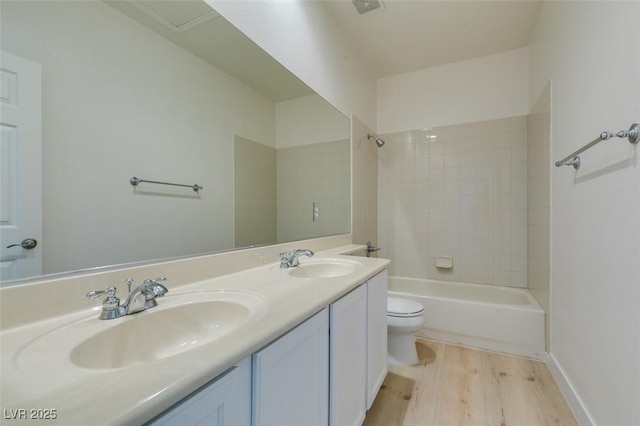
left=388, top=332, right=419, bottom=366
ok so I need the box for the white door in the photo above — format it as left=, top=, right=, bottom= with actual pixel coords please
left=0, top=51, right=42, bottom=283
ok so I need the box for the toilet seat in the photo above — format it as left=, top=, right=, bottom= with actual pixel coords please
left=387, top=297, right=424, bottom=317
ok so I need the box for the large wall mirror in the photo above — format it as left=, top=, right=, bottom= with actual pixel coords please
left=0, top=0, right=351, bottom=285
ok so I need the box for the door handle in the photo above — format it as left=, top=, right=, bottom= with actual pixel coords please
left=6, top=238, right=38, bottom=249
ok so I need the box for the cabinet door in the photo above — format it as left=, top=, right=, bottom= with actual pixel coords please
left=366, top=269, right=388, bottom=409
left=252, top=308, right=329, bottom=426
left=330, top=285, right=367, bottom=426
left=148, top=356, right=251, bottom=426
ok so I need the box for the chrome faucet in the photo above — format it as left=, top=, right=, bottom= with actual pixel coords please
left=123, top=277, right=169, bottom=314
left=86, top=277, right=168, bottom=320
left=279, top=249, right=314, bottom=268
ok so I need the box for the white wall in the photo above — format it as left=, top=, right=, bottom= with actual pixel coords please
left=207, top=0, right=377, bottom=132
left=377, top=48, right=529, bottom=134
left=275, top=94, right=350, bottom=149
left=2, top=1, right=275, bottom=273
left=529, top=2, right=640, bottom=424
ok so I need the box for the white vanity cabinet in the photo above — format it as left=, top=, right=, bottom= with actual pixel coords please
left=330, top=285, right=367, bottom=426
left=147, top=356, right=251, bottom=426
left=328, top=269, right=389, bottom=424
left=366, top=269, right=388, bottom=409
left=148, top=268, right=389, bottom=426
left=252, top=308, right=329, bottom=426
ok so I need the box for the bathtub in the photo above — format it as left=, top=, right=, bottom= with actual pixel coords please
left=388, top=276, right=545, bottom=360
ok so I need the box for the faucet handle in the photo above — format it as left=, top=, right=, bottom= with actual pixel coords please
left=278, top=251, right=292, bottom=267
left=86, top=286, right=120, bottom=310
left=142, top=277, right=169, bottom=297
left=86, top=286, right=124, bottom=320
left=86, top=286, right=116, bottom=300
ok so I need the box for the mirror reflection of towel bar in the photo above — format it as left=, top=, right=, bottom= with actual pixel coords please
left=129, top=177, right=203, bottom=192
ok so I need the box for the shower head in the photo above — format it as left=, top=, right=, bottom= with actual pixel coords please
left=367, top=133, right=385, bottom=148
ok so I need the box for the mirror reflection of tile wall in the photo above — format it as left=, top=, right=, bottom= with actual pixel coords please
left=277, top=140, right=351, bottom=243
left=234, top=138, right=350, bottom=247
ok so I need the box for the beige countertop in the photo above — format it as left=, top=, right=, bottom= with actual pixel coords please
left=1, top=249, right=389, bottom=425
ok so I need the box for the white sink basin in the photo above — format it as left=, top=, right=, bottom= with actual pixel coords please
left=288, top=259, right=363, bottom=278
left=71, top=300, right=249, bottom=369
left=16, top=290, right=267, bottom=370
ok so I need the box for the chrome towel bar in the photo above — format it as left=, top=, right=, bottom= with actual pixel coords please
left=555, top=123, right=639, bottom=170
left=130, top=177, right=203, bottom=192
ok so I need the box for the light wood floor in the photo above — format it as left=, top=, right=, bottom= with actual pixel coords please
left=363, top=339, right=577, bottom=426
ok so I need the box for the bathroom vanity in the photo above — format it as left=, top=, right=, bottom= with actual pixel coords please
left=0, top=242, right=389, bottom=425
left=150, top=269, right=388, bottom=426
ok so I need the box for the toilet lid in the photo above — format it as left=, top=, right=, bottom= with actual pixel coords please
left=387, top=297, right=424, bottom=317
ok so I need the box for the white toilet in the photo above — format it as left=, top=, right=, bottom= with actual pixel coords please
left=387, top=297, right=426, bottom=365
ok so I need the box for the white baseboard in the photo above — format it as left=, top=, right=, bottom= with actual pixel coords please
left=544, top=352, right=595, bottom=425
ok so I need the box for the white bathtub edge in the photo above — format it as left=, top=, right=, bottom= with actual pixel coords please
left=544, top=352, right=595, bottom=426
left=389, top=281, right=546, bottom=361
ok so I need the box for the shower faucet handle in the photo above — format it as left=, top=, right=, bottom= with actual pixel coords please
left=366, top=241, right=381, bottom=257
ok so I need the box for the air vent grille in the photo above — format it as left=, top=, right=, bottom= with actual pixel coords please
left=352, top=0, right=381, bottom=15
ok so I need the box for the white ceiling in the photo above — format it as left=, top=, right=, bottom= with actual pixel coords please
left=323, top=0, right=543, bottom=78
left=108, top=0, right=542, bottom=100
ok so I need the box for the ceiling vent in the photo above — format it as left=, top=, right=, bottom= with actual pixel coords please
left=130, top=1, right=218, bottom=33
left=352, top=0, right=383, bottom=15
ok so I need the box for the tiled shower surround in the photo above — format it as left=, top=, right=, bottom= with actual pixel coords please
left=378, top=117, right=528, bottom=287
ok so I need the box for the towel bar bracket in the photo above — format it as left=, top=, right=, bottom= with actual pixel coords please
left=560, top=156, right=581, bottom=170
left=618, top=122, right=639, bottom=144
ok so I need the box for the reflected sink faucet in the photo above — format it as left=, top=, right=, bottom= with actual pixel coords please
left=278, top=249, right=314, bottom=268
left=86, top=277, right=169, bottom=320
